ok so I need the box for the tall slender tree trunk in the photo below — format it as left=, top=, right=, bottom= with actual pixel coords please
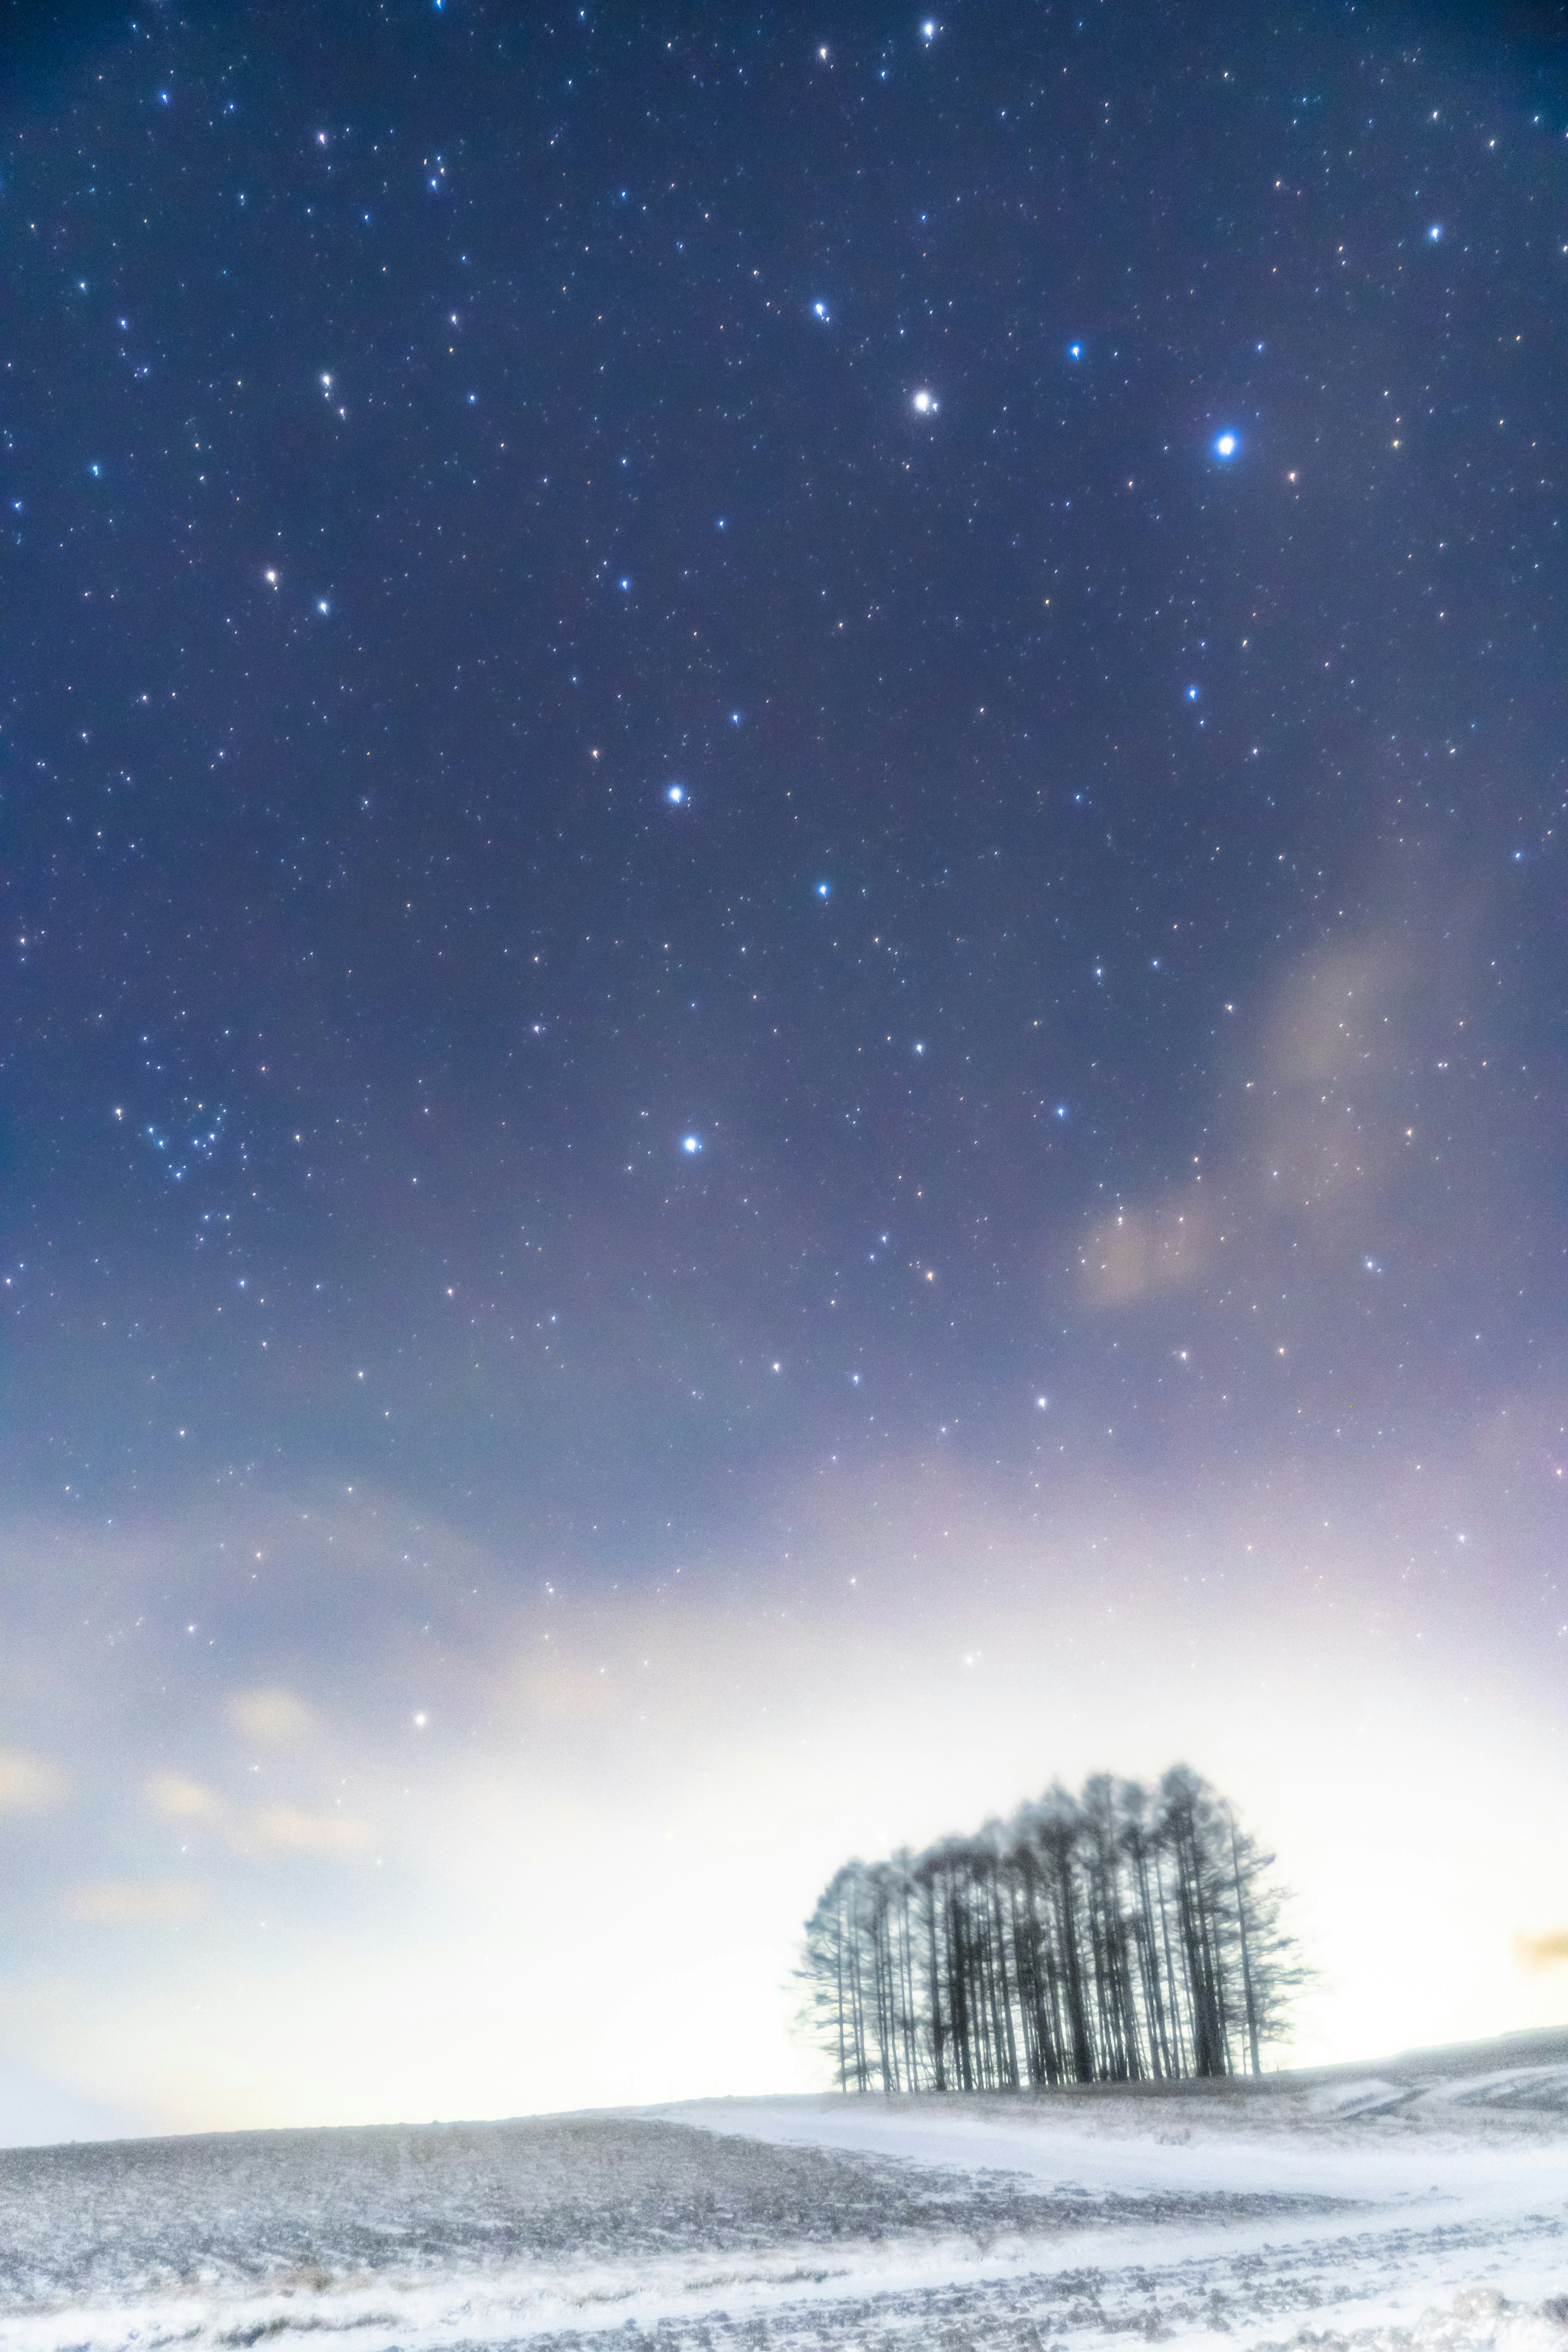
left=1231, top=1815, right=1262, bottom=2077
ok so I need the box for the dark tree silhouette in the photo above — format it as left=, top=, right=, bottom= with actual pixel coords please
left=798, top=1765, right=1303, bottom=2091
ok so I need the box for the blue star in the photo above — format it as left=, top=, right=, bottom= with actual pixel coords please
left=1214, top=431, right=1238, bottom=459
left=682, top=1134, right=702, bottom=1154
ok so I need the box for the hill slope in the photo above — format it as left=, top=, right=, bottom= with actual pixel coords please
left=2, top=2027, right=1565, bottom=2352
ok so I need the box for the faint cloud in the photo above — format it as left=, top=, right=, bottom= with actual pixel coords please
left=1251, top=939, right=1413, bottom=1214
left=1080, top=915, right=1446, bottom=1314
left=145, top=1770, right=223, bottom=1822
left=228, top=1688, right=316, bottom=1744
left=1081, top=1193, right=1209, bottom=1306
left=1265, top=940, right=1406, bottom=1089
left=1514, top=1929, right=1568, bottom=1971
left=252, top=1805, right=369, bottom=1857
left=64, top=1878, right=201, bottom=1925
left=0, top=1749, right=66, bottom=1814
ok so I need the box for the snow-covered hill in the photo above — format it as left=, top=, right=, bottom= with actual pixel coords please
left=2, top=2030, right=1565, bottom=2352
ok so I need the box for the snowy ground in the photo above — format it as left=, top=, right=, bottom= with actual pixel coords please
left=2, top=2034, right=1565, bottom=2352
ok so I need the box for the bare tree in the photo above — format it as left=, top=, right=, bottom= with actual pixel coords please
left=797, top=1766, right=1303, bottom=2092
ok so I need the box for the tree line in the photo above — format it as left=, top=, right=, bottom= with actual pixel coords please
left=798, top=1765, right=1301, bottom=2092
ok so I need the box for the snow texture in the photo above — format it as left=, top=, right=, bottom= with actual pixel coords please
left=2, top=2036, right=1565, bottom=2352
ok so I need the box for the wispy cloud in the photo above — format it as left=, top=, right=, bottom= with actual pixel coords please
left=228, top=1689, right=318, bottom=1745
left=145, top=1771, right=223, bottom=1821
left=0, top=1749, right=66, bottom=1814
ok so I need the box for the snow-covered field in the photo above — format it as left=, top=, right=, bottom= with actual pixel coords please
left=2, top=2034, right=1565, bottom=2352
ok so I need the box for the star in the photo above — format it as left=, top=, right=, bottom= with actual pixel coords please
left=911, top=388, right=938, bottom=413
left=1214, top=431, right=1238, bottom=459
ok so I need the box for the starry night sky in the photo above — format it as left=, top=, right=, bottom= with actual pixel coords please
left=2, top=0, right=1565, bottom=2139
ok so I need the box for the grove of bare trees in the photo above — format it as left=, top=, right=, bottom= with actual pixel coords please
left=799, top=1766, right=1301, bottom=2092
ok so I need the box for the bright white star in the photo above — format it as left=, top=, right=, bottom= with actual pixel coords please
left=911, top=388, right=938, bottom=413
left=1214, top=431, right=1238, bottom=459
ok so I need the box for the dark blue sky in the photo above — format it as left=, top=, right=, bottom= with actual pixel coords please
left=1, top=0, right=1565, bottom=2136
